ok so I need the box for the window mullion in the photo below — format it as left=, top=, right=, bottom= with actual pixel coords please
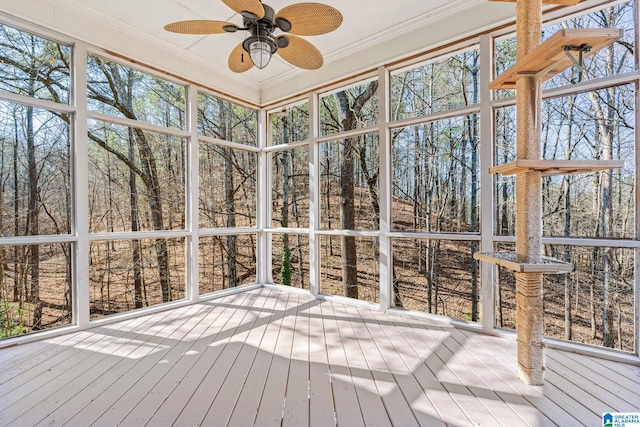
left=378, top=65, right=392, bottom=312
left=257, top=109, right=269, bottom=285
left=480, top=33, right=496, bottom=332
left=309, top=92, right=320, bottom=296
left=73, top=41, right=90, bottom=328
left=187, top=84, right=200, bottom=301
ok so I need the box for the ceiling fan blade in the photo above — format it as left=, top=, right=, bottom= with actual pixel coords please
left=278, top=35, right=323, bottom=70
left=275, top=3, right=342, bottom=36
left=229, top=43, right=254, bottom=73
left=164, top=20, right=237, bottom=34
left=222, top=0, right=265, bottom=19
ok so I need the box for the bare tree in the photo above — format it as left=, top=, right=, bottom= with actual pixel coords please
left=335, top=81, right=378, bottom=299
left=88, top=58, right=172, bottom=302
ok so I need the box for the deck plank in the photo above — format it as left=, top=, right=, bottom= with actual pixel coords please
left=0, top=330, right=87, bottom=368
left=457, top=329, right=581, bottom=426
left=69, top=291, right=254, bottom=426
left=226, top=291, right=291, bottom=427
left=545, top=349, right=640, bottom=411
left=0, top=317, right=142, bottom=385
left=282, top=293, right=311, bottom=427
left=545, top=366, right=625, bottom=417
left=146, top=290, right=268, bottom=427
left=546, top=348, right=640, bottom=397
left=102, top=295, right=245, bottom=426
left=13, top=304, right=208, bottom=427
left=379, top=317, right=475, bottom=426
left=41, top=302, right=225, bottom=426
left=0, top=287, right=637, bottom=427
left=437, top=326, right=538, bottom=426
left=543, top=380, right=601, bottom=425
left=355, top=307, right=446, bottom=427
left=391, top=312, right=532, bottom=426
left=308, top=299, right=336, bottom=427
left=341, top=304, right=420, bottom=427
left=253, top=293, right=300, bottom=427
left=199, top=289, right=281, bottom=426
left=320, top=299, right=365, bottom=427
left=445, top=329, right=555, bottom=426
left=403, top=322, right=505, bottom=425
left=331, top=302, right=392, bottom=427
left=593, top=356, right=640, bottom=382
left=0, top=307, right=183, bottom=424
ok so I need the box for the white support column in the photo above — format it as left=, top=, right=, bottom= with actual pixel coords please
left=257, top=109, right=269, bottom=285
left=479, top=34, right=496, bottom=331
left=186, top=85, right=199, bottom=301
left=634, top=0, right=640, bottom=359
left=378, top=66, right=392, bottom=311
left=72, top=41, right=90, bottom=327
left=635, top=245, right=640, bottom=357
left=265, top=142, right=274, bottom=284
left=309, top=92, right=321, bottom=296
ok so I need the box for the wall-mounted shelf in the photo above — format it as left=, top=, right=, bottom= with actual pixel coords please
left=489, top=28, right=624, bottom=89
left=489, top=159, right=624, bottom=176
left=491, top=0, right=582, bottom=5
left=474, top=252, right=573, bottom=274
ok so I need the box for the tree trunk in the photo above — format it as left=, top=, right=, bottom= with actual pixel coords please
left=588, top=84, right=615, bottom=348
left=279, top=118, right=292, bottom=286
left=334, top=82, right=378, bottom=299
left=128, top=127, right=144, bottom=309
left=25, top=40, right=42, bottom=329
left=129, top=126, right=171, bottom=301
left=563, top=93, right=575, bottom=341
left=340, top=136, right=358, bottom=299
left=290, top=171, right=305, bottom=288
left=13, top=111, right=19, bottom=302
left=323, top=144, right=334, bottom=256
left=224, top=149, right=237, bottom=288
left=433, top=240, right=441, bottom=315
left=413, top=126, right=421, bottom=231
left=95, top=61, right=171, bottom=303
left=426, top=241, right=433, bottom=313
left=26, top=104, right=42, bottom=330
left=590, top=247, right=597, bottom=339
left=213, top=101, right=237, bottom=289
left=356, top=138, right=380, bottom=227
left=280, top=149, right=291, bottom=285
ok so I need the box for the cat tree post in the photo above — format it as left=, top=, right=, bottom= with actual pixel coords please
left=477, top=0, right=622, bottom=386
left=515, top=0, right=544, bottom=385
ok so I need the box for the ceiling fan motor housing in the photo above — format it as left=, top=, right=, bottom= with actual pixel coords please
left=242, top=4, right=279, bottom=54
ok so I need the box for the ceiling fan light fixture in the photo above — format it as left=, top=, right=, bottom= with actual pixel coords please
left=249, top=40, right=272, bottom=69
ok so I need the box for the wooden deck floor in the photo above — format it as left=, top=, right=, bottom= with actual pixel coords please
left=1, top=287, right=639, bottom=426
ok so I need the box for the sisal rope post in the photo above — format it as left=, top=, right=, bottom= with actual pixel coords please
left=515, top=0, right=544, bottom=386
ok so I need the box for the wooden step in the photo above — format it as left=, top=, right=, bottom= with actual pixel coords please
left=489, top=28, right=624, bottom=89
left=474, top=251, right=573, bottom=274
left=489, top=159, right=624, bottom=176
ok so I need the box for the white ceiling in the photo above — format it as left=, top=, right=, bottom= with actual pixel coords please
left=0, top=0, right=519, bottom=104
left=53, top=0, right=479, bottom=83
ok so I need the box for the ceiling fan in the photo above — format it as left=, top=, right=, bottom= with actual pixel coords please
left=164, top=0, right=343, bottom=72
